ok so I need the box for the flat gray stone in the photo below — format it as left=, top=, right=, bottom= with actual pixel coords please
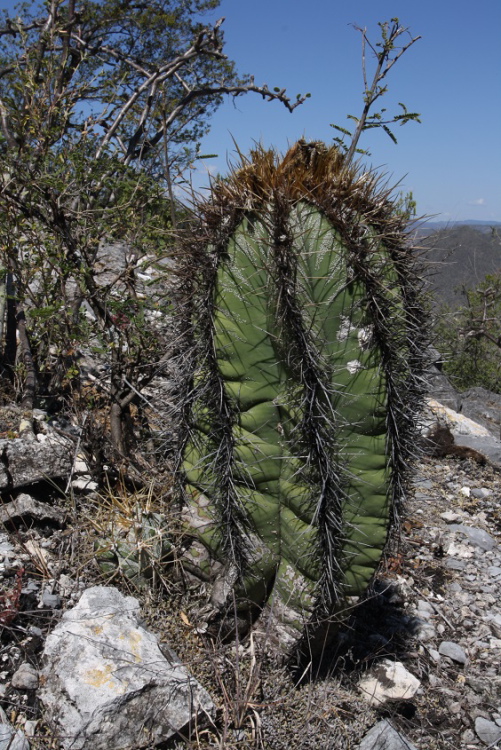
left=471, top=488, right=492, bottom=499
left=358, top=719, right=418, bottom=749
left=453, top=434, right=501, bottom=469
left=0, top=494, right=66, bottom=525
left=445, top=558, right=467, bottom=570
left=449, top=524, right=498, bottom=551
left=40, top=586, right=214, bottom=750
left=438, top=641, right=468, bottom=664
left=475, top=717, right=501, bottom=746
left=0, top=437, right=72, bottom=489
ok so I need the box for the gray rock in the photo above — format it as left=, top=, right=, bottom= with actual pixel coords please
left=475, top=716, right=501, bottom=746
left=0, top=706, right=29, bottom=749
left=439, top=641, right=468, bottom=664
left=449, top=524, right=498, bottom=551
left=40, top=586, right=214, bottom=750
left=0, top=494, right=66, bottom=525
left=40, top=591, right=61, bottom=609
left=488, top=614, right=501, bottom=638
left=459, top=387, right=501, bottom=435
left=416, top=599, right=435, bottom=618
left=445, top=558, right=467, bottom=570
left=21, top=581, right=40, bottom=596
left=358, top=719, right=418, bottom=749
left=11, top=663, right=39, bottom=691
left=453, top=434, right=501, bottom=469
left=427, top=648, right=441, bottom=663
left=471, top=488, right=492, bottom=499
left=440, top=511, right=462, bottom=523
left=413, top=618, right=436, bottom=642
left=0, top=437, right=72, bottom=490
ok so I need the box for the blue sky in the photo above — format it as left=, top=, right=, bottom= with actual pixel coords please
left=1, top=0, right=499, bottom=222
left=195, top=0, right=501, bottom=223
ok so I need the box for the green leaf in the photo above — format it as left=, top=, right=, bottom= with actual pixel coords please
left=330, top=124, right=352, bottom=137
left=382, top=125, right=398, bottom=143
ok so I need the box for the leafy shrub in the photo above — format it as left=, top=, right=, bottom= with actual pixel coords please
left=434, top=272, right=501, bottom=394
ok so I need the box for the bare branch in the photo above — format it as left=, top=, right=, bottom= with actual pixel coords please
left=125, top=80, right=306, bottom=164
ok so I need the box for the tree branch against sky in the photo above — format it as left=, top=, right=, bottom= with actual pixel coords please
left=331, top=18, right=421, bottom=163
left=0, top=0, right=306, bottom=174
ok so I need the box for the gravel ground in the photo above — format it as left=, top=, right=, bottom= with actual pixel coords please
left=0, top=449, right=500, bottom=749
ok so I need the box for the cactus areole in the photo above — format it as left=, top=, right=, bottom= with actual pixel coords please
left=178, top=141, right=427, bottom=661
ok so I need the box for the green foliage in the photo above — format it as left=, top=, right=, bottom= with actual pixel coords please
left=177, top=141, right=427, bottom=661
left=434, top=273, right=501, bottom=393
left=395, top=190, right=417, bottom=221
left=0, top=0, right=303, bottom=464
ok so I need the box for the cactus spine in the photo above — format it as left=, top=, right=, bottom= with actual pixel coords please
left=177, top=141, right=427, bottom=659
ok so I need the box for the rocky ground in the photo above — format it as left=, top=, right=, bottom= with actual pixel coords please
left=0, top=407, right=500, bottom=748
left=395, top=455, right=501, bottom=749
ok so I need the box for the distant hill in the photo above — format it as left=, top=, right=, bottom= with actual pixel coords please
left=414, top=220, right=501, bottom=238
left=416, top=225, right=501, bottom=308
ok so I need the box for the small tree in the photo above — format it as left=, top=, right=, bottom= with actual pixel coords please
left=331, top=18, right=421, bottom=161
left=434, top=273, right=501, bottom=393
left=0, top=0, right=306, bottom=471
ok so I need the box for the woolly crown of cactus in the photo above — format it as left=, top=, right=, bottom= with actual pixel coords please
left=175, top=140, right=427, bottom=661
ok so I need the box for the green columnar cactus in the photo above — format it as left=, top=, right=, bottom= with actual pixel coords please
left=177, top=141, right=427, bottom=659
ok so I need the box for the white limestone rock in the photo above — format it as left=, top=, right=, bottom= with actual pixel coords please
left=40, top=586, right=214, bottom=749
left=358, top=660, right=420, bottom=706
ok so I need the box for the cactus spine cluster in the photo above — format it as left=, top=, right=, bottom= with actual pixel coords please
left=177, top=140, right=427, bottom=660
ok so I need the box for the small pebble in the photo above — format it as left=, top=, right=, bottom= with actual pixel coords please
left=471, top=488, right=492, bottom=499
left=439, top=641, right=468, bottom=665
left=441, top=511, right=462, bottom=523
left=446, top=558, right=468, bottom=570
left=41, top=591, right=61, bottom=609
left=11, top=663, right=39, bottom=690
